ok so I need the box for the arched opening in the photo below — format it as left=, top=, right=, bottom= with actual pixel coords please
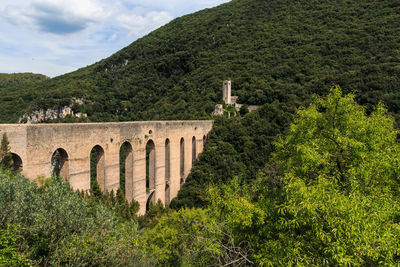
left=146, top=140, right=156, bottom=207
left=203, top=135, right=207, bottom=147
left=11, top=153, right=22, bottom=171
left=90, top=145, right=105, bottom=191
left=165, top=139, right=170, bottom=205
left=120, top=141, right=133, bottom=196
left=192, top=136, right=197, bottom=165
left=180, top=137, right=185, bottom=186
left=51, top=148, right=69, bottom=181
left=146, top=190, right=156, bottom=211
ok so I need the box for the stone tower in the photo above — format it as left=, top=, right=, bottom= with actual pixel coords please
left=222, top=80, right=231, bottom=105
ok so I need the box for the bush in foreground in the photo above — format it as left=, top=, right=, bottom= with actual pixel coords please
left=0, top=171, right=139, bottom=266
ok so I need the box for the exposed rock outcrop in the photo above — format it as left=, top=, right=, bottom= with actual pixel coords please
left=19, top=98, right=87, bottom=124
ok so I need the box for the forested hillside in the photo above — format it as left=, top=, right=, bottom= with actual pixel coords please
left=0, top=0, right=399, bottom=123
left=0, top=73, right=48, bottom=90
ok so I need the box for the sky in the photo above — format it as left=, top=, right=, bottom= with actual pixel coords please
left=0, top=0, right=230, bottom=77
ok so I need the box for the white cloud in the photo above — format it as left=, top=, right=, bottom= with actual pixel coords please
left=2, top=0, right=106, bottom=34
left=117, top=11, right=173, bottom=37
left=109, top=33, right=117, bottom=41
left=0, top=0, right=231, bottom=77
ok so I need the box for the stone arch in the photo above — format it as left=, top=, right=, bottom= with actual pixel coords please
left=11, top=153, right=22, bottom=171
left=120, top=141, right=133, bottom=197
left=146, top=139, right=156, bottom=205
left=90, top=145, right=105, bottom=191
left=51, top=148, right=69, bottom=181
left=180, top=137, right=185, bottom=186
left=165, top=138, right=171, bottom=205
left=203, top=135, right=207, bottom=146
left=192, top=136, right=197, bottom=165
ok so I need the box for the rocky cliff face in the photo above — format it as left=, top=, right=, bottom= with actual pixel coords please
left=18, top=98, right=87, bottom=123
left=18, top=106, right=87, bottom=124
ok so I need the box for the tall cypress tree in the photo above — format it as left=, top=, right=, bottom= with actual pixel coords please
left=0, top=133, right=13, bottom=170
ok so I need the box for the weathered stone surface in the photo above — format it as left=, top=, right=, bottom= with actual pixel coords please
left=212, top=104, right=223, bottom=116
left=19, top=98, right=87, bottom=123
left=223, top=80, right=232, bottom=105
left=0, top=120, right=213, bottom=214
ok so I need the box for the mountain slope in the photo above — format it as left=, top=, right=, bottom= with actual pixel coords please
left=0, top=0, right=399, bottom=123
left=0, top=73, right=48, bottom=90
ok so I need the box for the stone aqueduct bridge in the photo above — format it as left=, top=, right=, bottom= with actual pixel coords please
left=0, top=121, right=213, bottom=214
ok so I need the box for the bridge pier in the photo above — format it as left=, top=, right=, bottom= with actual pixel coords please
left=132, top=145, right=146, bottom=215
left=155, top=140, right=166, bottom=206
left=104, top=142, right=120, bottom=193
left=169, top=137, right=180, bottom=200
left=184, top=135, right=193, bottom=182
left=68, top=149, right=91, bottom=191
left=123, top=142, right=134, bottom=203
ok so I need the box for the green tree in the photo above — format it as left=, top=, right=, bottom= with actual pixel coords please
left=206, top=88, right=400, bottom=265
left=0, top=225, right=31, bottom=267
left=142, top=208, right=222, bottom=266
left=0, top=133, right=13, bottom=170
left=261, top=87, right=400, bottom=265
left=274, top=87, right=400, bottom=194
left=0, top=169, right=140, bottom=265
left=239, top=104, right=249, bottom=116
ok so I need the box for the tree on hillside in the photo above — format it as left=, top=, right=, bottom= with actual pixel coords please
left=274, top=86, right=400, bottom=194
left=207, top=87, right=400, bottom=265
left=0, top=134, right=13, bottom=170
left=264, top=87, right=400, bottom=265
left=239, top=104, right=249, bottom=116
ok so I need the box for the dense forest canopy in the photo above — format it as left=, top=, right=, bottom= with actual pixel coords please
left=0, top=0, right=399, bottom=123
left=0, top=73, right=48, bottom=90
